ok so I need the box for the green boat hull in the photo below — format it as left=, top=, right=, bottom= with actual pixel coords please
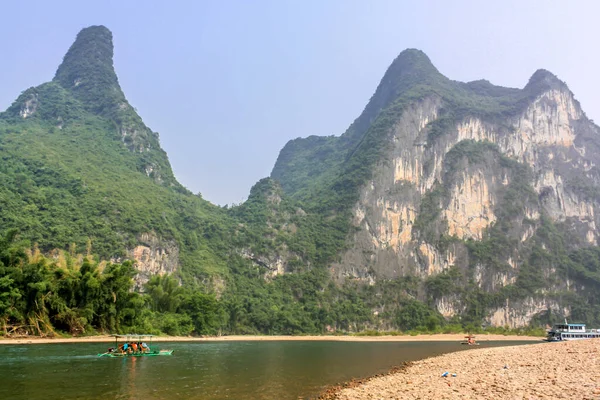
left=98, top=350, right=174, bottom=357
left=98, top=334, right=172, bottom=357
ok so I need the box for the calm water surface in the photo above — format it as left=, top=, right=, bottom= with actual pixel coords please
left=0, top=340, right=535, bottom=399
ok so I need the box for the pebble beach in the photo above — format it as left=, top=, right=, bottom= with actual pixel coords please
left=330, top=339, right=600, bottom=399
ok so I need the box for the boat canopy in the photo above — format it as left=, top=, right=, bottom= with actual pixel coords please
left=112, top=334, right=155, bottom=340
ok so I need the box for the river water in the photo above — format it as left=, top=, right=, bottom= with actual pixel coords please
left=0, top=340, right=534, bottom=399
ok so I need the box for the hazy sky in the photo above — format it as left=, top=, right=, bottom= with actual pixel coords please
left=2, top=0, right=598, bottom=205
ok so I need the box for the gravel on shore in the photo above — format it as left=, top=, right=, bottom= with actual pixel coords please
left=331, top=339, right=600, bottom=399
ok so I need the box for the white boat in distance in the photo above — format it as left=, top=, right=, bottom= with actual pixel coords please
left=546, top=321, right=600, bottom=341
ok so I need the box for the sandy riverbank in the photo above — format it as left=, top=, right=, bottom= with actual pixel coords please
left=328, top=339, right=600, bottom=399
left=0, top=333, right=542, bottom=345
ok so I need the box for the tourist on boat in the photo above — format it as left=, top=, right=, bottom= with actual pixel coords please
left=141, top=342, right=149, bottom=353
left=132, top=342, right=138, bottom=353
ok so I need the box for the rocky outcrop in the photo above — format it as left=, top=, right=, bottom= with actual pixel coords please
left=332, top=97, right=442, bottom=281
left=240, top=249, right=287, bottom=278
left=19, top=93, right=38, bottom=119
left=443, top=169, right=496, bottom=240
left=435, top=295, right=466, bottom=318
left=487, top=297, right=569, bottom=328
left=123, top=232, right=179, bottom=289
left=329, top=72, right=599, bottom=326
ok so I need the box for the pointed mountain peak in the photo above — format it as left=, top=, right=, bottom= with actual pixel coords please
left=392, top=49, right=436, bottom=68
left=343, top=49, right=445, bottom=144
left=49, top=26, right=179, bottom=187
left=383, top=49, right=442, bottom=85
left=528, top=68, right=560, bottom=83
left=53, top=25, right=124, bottom=106
left=525, top=69, right=569, bottom=94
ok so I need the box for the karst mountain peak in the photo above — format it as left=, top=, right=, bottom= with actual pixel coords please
left=524, top=68, right=571, bottom=96
left=1, top=25, right=180, bottom=187
left=53, top=25, right=120, bottom=97
left=378, top=48, right=573, bottom=99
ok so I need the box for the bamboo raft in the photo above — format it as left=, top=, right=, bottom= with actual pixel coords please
left=97, top=334, right=174, bottom=357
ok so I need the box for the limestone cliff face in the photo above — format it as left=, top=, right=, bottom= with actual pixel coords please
left=240, top=248, right=288, bottom=278
left=332, top=97, right=443, bottom=281
left=310, top=59, right=600, bottom=327
left=121, top=232, right=180, bottom=289
left=18, top=92, right=39, bottom=119
left=487, top=297, right=569, bottom=328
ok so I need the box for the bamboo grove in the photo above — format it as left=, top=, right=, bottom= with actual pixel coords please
left=0, top=230, right=222, bottom=337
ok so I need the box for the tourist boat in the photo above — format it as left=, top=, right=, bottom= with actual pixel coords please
left=546, top=322, right=600, bottom=341
left=460, top=334, right=479, bottom=345
left=98, top=334, right=174, bottom=357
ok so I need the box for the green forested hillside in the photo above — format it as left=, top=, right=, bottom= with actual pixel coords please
left=0, top=26, right=231, bottom=335
left=0, top=27, right=231, bottom=274
left=0, top=26, right=382, bottom=336
left=0, top=102, right=231, bottom=276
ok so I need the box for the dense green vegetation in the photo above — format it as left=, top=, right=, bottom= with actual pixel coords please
left=0, top=25, right=379, bottom=337
left=0, top=230, right=224, bottom=337
left=0, top=230, right=441, bottom=336
left=52, top=25, right=177, bottom=184
left=0, top=114, right=230, bottom=277
left=1, top=226, right=554, bottom=337
left=0, top=26, right=230, bottom=278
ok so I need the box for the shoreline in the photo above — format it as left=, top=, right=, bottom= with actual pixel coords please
left=0, top=333, right=542, bottom=345
left=326, top=339, right=600, bottom=399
